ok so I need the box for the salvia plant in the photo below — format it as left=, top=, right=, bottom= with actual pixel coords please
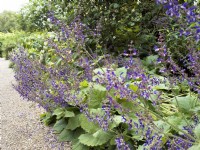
left=11, top=0, right=200, bottom=150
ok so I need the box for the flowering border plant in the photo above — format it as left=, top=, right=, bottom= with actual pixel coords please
left=11, top=0, right=200, bottom=150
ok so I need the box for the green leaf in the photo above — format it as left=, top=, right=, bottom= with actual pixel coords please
left=167, top=115, right=182, bottom=126
left=194, top=124, right=200, bottom=139
left=137, top=145, right=145, bottom=150
left=79, top=130, right=114, bottom=146
left=64, top=110, right=75, bottom=118
left=59, top=127, right=85, bottom=142
left=88, top=85, right=106, bottom=108
left=66, top=115, right=80, bottom=130
left=58, top=129, right=73, bottom=142
left=115, top=67, right=127, bottom=78
left=72, top=140, right=89, bottom=150
left=109, top=136, right=117, bottom=145
left=40, top=112, right=55, bottom=126
left=188, top=144, right=200, bottom=150
left=154, top=120, right=170, bottom=133
left=166, top=115, right=188, bottom=134
left=129, top=84, right=138, bottom=92
left=110, top=115, right=122, bottom=129
left=172, top=95, right=197, bottom=112
left=53, top=108, right=65, bottom=120
left=53, top=118, right=68, bottom=133
left=79, top=114, right=99, bottom=133
left=153, top=84, right=169, bottom=90
left=91, top=83, right=106, bottom=91
left=80, top=80, right=89, bottom=88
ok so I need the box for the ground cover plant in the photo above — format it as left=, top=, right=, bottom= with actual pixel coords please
left=10, top=0, right=200, bottom=150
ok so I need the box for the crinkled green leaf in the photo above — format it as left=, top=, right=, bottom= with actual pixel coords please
left=59, top=127, right=85, bottom=142
left=53, top=118, right=68, bottom=133
left=153, top=84, right=169, bottom=90
left=79, top=129, right=113, bottom=146
left=137, top=145, right=145, bottom=150
left=79, top=114, right=99, bottom=133
left=154, top=120, right=170, bottom=133
left=64, top=110, right=75, bottom=118
left=88, top=86, right=106, bottom=108
left=194, top=124, right=200, bottom=139
left=91, top=83, right=106, bottom=91
left=53, top=108, right=65, bottom=119
left=72, top=140, right=89, bottom=150
left=40, top=112, right=55, bottom=126
left=110, top=115, right=122, bottom=129
left=167, top=115, right=189, bottom=134
left=188, top=144, right=200, bottom=150
left=115, top=67, right=127, bottom=78
left=58, top=129, right=73, bottom=142
left=66, top=115, right=80, bottom=130
left=129, top=84, right=138, bottom=92
left=172, top=95, right=197, bottom=112
left=167, top=115, right=182, bottom=126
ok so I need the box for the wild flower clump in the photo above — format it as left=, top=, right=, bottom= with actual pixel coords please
left=11, top=0, right=200, bottom=150
left=155, top=0, right=200, bottom=94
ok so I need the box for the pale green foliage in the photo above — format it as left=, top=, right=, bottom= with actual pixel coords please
left=0, top=11, right=21, bottom=32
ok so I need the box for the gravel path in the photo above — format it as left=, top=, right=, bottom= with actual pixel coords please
left=0, top=58, right=71, bottom=150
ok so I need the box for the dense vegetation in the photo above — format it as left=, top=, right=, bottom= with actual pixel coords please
left=1, top=0, right=200, bottom=149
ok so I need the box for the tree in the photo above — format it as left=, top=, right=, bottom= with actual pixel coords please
left=0, top=11, right=21, bottom=33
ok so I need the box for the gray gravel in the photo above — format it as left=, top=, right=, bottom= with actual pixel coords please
left=0, top=58, right=71, bottom=150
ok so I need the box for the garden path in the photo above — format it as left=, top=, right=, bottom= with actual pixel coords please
left=0, top=58, right=71, bottom=150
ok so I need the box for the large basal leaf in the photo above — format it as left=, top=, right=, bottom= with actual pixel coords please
left=167, top=115, right=189, bottom=135
left=72, top=140, right=89, bottom=150
left=53, top=118, right=68, bottom=133
left=79, top=114, right=99, bottom=133
left=64, top=110, right=75, bottom=118
left=153, top=120, right=170, bottom=133
left=114, top=67, right=127, bottom=78
left=66, top=115, right=80, bottom=130
left=167, top=115, right=182, bottom=127
left=40, top=112, right=55, bottom=126
left=129, top=84, right=138, bottom=92
left=88, top=84, right=106, bottom=109
left=194, top=124, right=200, bottom=139
left=53, top=108, right=65, bottom=120
left=78, top=129, right=114, bottom=146
left=188, top=144, right=200, bottom=150
left=153, top=84, right=169, bottom=90
left=59, top=127, right=85, bottom=142
left=91, top=83, right=106, bottom=91
left=58, top=129, right=74, bottom=142
left=172, top=95, right=197, bottom=112
left=109, top=115, right=123, bottom=129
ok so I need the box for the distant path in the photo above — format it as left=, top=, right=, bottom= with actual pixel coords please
left=0, top=58, right=71, bottom=150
